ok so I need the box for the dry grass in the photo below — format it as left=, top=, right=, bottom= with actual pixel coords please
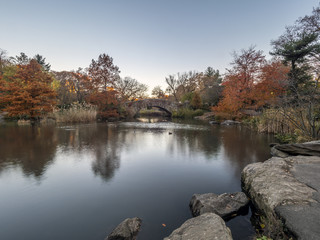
left=52, top=103, right=97, bottom=123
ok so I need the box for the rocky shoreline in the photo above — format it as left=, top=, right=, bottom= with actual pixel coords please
left=105, top=141, right=320, bottom=240
left=242, top=141, right=320, bottom=240
left=105, top=192, right=249, bottom=240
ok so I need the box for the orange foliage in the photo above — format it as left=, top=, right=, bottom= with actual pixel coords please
left=87, top=89, right=119, bottom=119
left=252, top=61, right=289, bottom=108
left=213, top=60, right=289, bottom=115
left=0, top=60, right=56, bottom=119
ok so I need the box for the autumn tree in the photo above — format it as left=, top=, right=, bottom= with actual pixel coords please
left=151, top=86, right=165, bottom=98
left=0, top=59, right=56, bottom=121
left=87, top=89, right=120, bottom=120
left=53, top=68, right=90, bottom=106
left=113, top=76, right=148, bottom=101
left=253, top=60, right=289, bottom=108
left=88, top=53, right=120, bottom=91
left=86, top=53, right=122, bottom=119
left=213, top=47, right=266, bottom=114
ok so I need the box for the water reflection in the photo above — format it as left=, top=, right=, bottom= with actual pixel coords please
left=0, top=120, right=274, bottom=240
left=168, top=126, right=222, bottom=159
left=0, top=125, right=57, bottom=179
left=0, top=122, right=273, bottom=184
left=220, top=126, right=272, bottom=177
left=55, top=124, right=125, bottom=181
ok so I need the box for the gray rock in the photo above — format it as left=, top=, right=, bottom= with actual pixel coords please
left=106, top=217, right=142, bottom=240
left=275, top=203, right=320, bottom=240
left=242, top=155, right=320, bottom=239
left=164, top=213, right=232, bottom=240
left=194, top=112, right=215, bottom=121
left=271, top=146, right=289, bottom=158
left=209, top=120, right=220, bottom=125
left=189, top=192, right=249, bottom=219
left=221, top=120, right=240, bottom=125
left=274, top=143, right=320, bottom=157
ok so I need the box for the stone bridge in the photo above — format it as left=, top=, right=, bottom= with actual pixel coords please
left=125, top=99, right=180, bottom=117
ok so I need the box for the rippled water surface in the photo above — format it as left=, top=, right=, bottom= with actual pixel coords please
left=0, top=119, right=274, bottom=239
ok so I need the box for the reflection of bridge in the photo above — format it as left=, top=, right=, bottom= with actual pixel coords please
left=125, top=99, right=179, bottom=117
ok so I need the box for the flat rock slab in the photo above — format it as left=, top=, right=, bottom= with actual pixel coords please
left=242, top=155, right=320, bottom=239
left=275, top=143, right=320, bottom=157
left=275, top=203, right=320, bottom=240
left=189, top=192, right=249, bottom=219
left=106, top=217, right=142, bottom=240
left=164, top=213, right=233, bottom=240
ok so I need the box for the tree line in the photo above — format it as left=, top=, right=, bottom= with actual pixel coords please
left=157, top=5, right=320, bottom=140
left=0, top=52, right=148, bottom=120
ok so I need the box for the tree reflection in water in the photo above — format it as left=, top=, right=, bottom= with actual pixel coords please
left=220, top=125, right=274, bottom=177
left=0, top=125, right=58, bottom=179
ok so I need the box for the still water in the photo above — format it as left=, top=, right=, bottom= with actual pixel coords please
left=0, top=119, right=274, bottom=240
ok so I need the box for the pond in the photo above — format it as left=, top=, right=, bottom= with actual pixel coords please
left=0, top=118, right=274, bottom=239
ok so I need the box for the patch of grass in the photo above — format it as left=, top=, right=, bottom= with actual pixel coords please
left=52, top=102, right=97, bottom=123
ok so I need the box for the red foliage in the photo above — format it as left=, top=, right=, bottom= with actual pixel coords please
left=87, top=90, right=119, bottom=119
left=88, top=54, right=120, bottom=92
left=0, top=60, right=56, bottom=119
left=252, top=61, right=289, bottom=108
left=213, top=58, right=289, bottom=115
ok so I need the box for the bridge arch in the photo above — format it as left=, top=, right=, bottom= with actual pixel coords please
left=125, top=99, right=179, bottom=118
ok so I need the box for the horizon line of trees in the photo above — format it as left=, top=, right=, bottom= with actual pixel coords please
left=0, top=51, right=149, bottom=120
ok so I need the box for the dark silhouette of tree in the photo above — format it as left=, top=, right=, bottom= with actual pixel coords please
left=271, top=26, right=320, bottom=91
left=205, top=66, right=215, bottom=77
left=113, top=76, right=148, bottom=101
left=11, top=52, right=30, bottom=65
left=165, top=75, right=179, bottom=102
left=34, top=54, right=51, bottom=71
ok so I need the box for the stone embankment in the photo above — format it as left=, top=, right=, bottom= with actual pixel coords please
left=242, top=141, right=320, bottom=240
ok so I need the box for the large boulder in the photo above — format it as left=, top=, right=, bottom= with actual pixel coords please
left=189, top=192, right=249, bottom=219
left=105, top=217, right=142, bottom=240
left=274, top=141, right=320, bottom=157
left=164, top=213, right=233, bottom=240
left=242, top=155, right=320, bottom=239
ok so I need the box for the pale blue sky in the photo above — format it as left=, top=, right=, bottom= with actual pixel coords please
left=1, top=0, right=319, bottom=92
